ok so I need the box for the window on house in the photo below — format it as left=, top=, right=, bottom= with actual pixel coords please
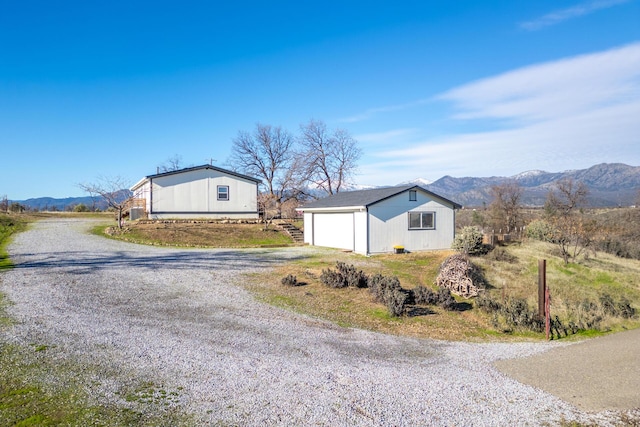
left=217, top=185, right=229, bottom=201
left=408, top=211, right=435, bottom=230
left=409, top=190, right=417, bottom=201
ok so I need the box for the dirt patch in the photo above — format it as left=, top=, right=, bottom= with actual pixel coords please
left=105, top=221, right=296, bottom=248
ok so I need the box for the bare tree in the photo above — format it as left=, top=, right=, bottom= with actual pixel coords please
left=229, top=123, right=304, bottom=217
left=299, top=119, right=361, bottom=196
left=79, top=176, right=131, bottom=228
left=9, top=202, right=25, bottom=213
left=159, top=154, right=185, bottom=173
left=544, top=178, right=593, bottom=264
left=488, top=180, right=523, bottom=235
left=0, top=195, right=8, bottom=212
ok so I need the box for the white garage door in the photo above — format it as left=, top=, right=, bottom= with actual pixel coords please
left=313, top=213, right=354, bottom=251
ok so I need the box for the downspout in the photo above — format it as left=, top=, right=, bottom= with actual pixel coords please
left=149, top=178, right=153, bottom=216
left=453, top=207, right=457, bottom=239
left=366, top=207, right=370, bottom=256
left=352, top=212, right=356, bottom=252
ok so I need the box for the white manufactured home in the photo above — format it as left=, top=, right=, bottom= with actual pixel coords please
left=297, top=186, right=461, bottom=255
left=130, top=165, right=261, bottom=220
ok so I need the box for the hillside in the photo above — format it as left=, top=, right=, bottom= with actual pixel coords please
left=422, top=163, right=640, bottom=207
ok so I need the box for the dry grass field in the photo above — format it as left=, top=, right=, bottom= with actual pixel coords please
left=245, top=249, right=508, bottom=341
left=246, top=241, right=640, bottom=341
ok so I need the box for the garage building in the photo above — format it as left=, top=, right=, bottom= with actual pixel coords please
left=298, top=185, right=461, bottom=255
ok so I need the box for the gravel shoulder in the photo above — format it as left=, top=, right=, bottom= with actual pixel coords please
left=496, top=327, right=640, bottom=412
left=0, top=218, right=634, bottom=426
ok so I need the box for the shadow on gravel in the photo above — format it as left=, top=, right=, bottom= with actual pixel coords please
left=10, top=250, right=308, bottom=274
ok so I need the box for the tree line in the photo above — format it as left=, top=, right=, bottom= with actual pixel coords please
left=463, top=179, right=640, bottom=264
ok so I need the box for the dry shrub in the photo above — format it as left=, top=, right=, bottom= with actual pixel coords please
left=320, top=262, right=368, bottom=289
left=281, top=274, right=299, bottom=287
left=486, top=247, right=518, bottom=263
left=368, top=274, right=414, bottom=317
left=412, top=286, right=457, bottom=311
left=475, top=294, right=543, bottom=333
left=386, top=289, right=409, bottom=317
left=412, top=286, right=438, bottom=305
left=477, top=290, right=637, bottom=337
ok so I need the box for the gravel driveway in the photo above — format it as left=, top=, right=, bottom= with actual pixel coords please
left=0, top=219, right=624, bottom=426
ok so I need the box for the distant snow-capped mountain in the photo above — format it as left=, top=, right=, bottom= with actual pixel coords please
left=397, top=178, right=433, bottom=187
left=424, top=163, right=640, bottom=207
left=510, top=170, right=547, bottom=179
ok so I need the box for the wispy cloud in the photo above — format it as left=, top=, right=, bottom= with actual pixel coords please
left=339, top=99, right=431, bottom=123
left=520, top=0, right=631, bottom=31
left=355, top=128, right=420, bottom=145
left=437, top=42, right=640, bottom=123
left=358, top=43, right=640, bottom=184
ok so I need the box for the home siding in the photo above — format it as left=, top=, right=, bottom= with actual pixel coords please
left=150, top=168, right=258, bottom=219
left=368, top=191, right=455, bottom=254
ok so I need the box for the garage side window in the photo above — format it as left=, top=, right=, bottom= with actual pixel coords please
left=217, top=185, right=229, bottom=201
left=408, top=211, right=435, bottom=230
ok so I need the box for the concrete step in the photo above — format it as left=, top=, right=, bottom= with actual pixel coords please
left=277, top=222, right=304, bottom=243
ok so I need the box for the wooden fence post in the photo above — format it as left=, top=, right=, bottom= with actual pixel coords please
left=545, top=285, right=551, bottom=340
left=538, top=259, right=546, bottom=319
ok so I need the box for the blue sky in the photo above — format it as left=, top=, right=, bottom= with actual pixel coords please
left=1, top=0, right=639, bottom=199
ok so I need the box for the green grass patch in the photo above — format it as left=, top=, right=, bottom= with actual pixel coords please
left=0, top=213, right=29, bottom=270
left=0, top=337, right=195, bottom=426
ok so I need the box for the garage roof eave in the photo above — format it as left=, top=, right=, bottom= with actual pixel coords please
left=296, top=205, right=365, bottom=213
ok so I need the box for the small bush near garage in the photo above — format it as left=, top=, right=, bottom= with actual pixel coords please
left=413, top=286, right=458, bottom=311
left=320, top=262, right=368, bottom=289
left=368, top=273, right=462, bottom=316
left=368, top=274, right=412, bottom=317
left=281, top=274, right=299, bottom=287
left=386, top=289, right=410, bottom=317
left=412, top=285, right=438, bottom=305
left=369, top=274, right=401, bottom=303
left=319, top=268, right=345, bottom=288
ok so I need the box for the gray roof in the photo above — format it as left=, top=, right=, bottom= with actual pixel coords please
left=300, top=185, right=461, bottom=210
left=146, top=164, right=262, bottom=184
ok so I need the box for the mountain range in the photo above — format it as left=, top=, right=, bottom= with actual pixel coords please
left=413, top=163, right=640, bottom=207
left=10, top=163, right=640, bottom=210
